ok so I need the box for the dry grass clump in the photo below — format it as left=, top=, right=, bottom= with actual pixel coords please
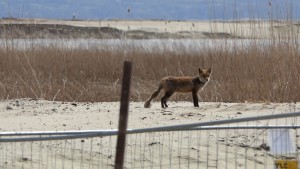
left=0, top=39, right=300, bottom=103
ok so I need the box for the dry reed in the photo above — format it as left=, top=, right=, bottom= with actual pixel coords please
left=0, top=38, right=299, bottom=103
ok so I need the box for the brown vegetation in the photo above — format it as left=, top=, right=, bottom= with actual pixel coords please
left=0, top=39, right=299, bottom=103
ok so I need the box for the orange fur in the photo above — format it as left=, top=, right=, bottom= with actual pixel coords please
left=144, top=68, right=212, bottom=108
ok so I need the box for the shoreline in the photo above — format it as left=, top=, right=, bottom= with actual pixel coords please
left=0, top=18, right=297, bottom=39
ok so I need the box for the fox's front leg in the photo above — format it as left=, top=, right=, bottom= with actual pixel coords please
left=192, top=90, right=199, bottom=107
left=161, top=91, right=174, bottom=108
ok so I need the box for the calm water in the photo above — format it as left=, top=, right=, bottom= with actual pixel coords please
left=0, top=38, right=293, bottom=53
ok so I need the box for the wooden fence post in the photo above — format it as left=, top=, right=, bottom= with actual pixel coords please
left=115, top=61, right=132, bottom=169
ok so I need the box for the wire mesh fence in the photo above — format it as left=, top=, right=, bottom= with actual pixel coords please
left=1, top=112, right=300, bottom=169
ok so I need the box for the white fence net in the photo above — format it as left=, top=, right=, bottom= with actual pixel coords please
left=1, top=112, right=300, bottom=169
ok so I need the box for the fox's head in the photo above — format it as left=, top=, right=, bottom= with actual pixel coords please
left=198, top=68, right=212, bottom=84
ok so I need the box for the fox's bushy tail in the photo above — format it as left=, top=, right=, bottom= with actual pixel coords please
left=144, top=84, right=163, bottom=108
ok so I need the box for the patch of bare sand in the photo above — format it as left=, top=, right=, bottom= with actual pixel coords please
left=1, top=98, right=299, bottom=131
left=0, top=99, right=299, bottom=168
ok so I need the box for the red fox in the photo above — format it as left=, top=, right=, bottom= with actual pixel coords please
left=144, top=68, right=212, bottom=108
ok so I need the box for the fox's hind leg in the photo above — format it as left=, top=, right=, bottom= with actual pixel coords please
left=161, top=91, right=174, bottom=108
left=144, top=85, right=162, bottom=108
left=192, top=90, right=199, bottom=107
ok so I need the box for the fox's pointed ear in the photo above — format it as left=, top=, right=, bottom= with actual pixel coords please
left=207, top=68, right=212, bottom=74
left=198, top=68, right=204, bottom=74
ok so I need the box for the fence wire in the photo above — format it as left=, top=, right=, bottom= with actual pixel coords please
left=0, top=112, right=300, bottom=169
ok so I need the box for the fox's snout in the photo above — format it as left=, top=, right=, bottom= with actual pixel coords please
left=204, top=77, right=210, bottom=83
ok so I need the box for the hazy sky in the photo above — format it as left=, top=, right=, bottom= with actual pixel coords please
left=0, top=0, right=299, bottom=20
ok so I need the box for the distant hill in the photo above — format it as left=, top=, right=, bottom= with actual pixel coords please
left=0, top=0, right=299, bottom=20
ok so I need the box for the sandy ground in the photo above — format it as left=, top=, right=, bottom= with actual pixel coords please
left=0, top=99, right=300, bottom=168
left=0, top=99, right=299, bottom=131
